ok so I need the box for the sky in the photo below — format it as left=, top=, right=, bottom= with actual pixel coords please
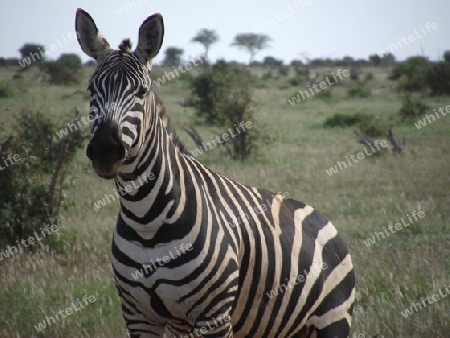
left=0, top=0, right=448, bottom=65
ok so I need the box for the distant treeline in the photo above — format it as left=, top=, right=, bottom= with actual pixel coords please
left=0, top=53, right=397, bottom=68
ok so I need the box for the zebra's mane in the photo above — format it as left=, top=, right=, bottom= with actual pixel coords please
left=119, top=39, right=133, bottom=53
left=153, top=94, right=190, bottom=155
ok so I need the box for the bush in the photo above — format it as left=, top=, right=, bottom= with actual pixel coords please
left=399, top=93, right=429, bottom=121
left=443, top=50, right=450, bottom=62
left=190, top=61, right=251, bottom=125
left=347, top=83, right=371, bottom=98
left=426, top=62, right=450, bottom=96
left=0, top=81, right=14, bottom=98
left=324, top=113, right=371, bottom=128
left=188, top=60, right=263, bottom=160
left=261, top=71, right=273, bottom=80
left=315, top=88, right=332, bottom=100
left=389, top=56, right=429, bottom=91
left=365, top=72, right=374, bottom=81
left=277, top=66, right=289, bottom=77
left=288, top=77, right=303, bottom=87
left=40, top=53, right=82, bottom=85
left=357, top=116, right=388, bottom=137
left=350, top=67, right=360, bottom=81
left=15, top=110, right=83, bottom=172
left=0, top=110, right=83, bottom=250
left=323, top=112, right=385, bottom=136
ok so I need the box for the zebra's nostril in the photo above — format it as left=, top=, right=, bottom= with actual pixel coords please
left=86, top=143, right=95, bottom=160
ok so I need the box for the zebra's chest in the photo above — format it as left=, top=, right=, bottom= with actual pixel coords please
left=111, top=228, right=219, bottom=319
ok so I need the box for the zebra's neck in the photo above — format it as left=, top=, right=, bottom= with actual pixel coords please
left=114, top=91, right=188, bottom=234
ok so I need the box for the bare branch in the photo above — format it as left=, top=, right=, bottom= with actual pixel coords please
left=384, top=128, right=406, bottom=152
left=181, top=124, right=204, bottom=148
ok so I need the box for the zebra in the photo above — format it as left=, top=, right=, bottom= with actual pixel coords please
left=75, top=8, right=356, bottom=338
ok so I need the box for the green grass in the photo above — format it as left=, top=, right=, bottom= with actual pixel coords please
left=0, top=65, right=449, bottom=337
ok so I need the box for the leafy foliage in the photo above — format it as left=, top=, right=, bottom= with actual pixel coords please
left=426, top=61, right=450, bottom=96
left=162, top=47, right=184, bottom=66
left=191, top=29, right=219, bottom=58
left=187, top=61, right=264, bottom=159
left=18, top=43, right=45, bottom=65
left=0, top=110, right=83, bottom=250
left=443, top=50, right=450, bottom=62
left=40, top=53, right=82, bottom=85
left=399, top=93, right=429, bottom=121
left=231, top=33, right=271, bottom=64
left=347, top=82, right=371, bottom=98
left=0, top=81, right=15, bottom=98
left=369, top=54, right=382, bottom=66
left=324, top=113, right=371, bottom=128
left=262, top=56, right=283, bottom=67
left=389, top=56, right=429, bottom=91
left=323, top=112, right=386, bottom=136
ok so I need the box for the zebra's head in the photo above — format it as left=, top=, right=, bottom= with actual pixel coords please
left=75, top=8, right=164, bottom=179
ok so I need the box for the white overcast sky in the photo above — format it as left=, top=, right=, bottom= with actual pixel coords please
left=0, top=0, right=447, bottom=64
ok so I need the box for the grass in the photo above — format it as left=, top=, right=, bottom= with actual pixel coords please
left=0, top=64, right=449, bottom=337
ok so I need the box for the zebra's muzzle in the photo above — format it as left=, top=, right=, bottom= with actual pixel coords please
left=86, top=120, right=126, bottom=179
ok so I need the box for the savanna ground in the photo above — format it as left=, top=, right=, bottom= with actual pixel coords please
left=0, top=63, right=449, bottom=337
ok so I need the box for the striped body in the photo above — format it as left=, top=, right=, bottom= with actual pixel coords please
left=111, top=94, right=355, bottom=338
left=75, top=9, right=355, bottom=337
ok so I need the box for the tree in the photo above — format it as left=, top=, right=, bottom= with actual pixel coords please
left=443, top=50, right=450, bottom=62
left=163, top=47, right=184, bottom=66
left=380, top=53, right=396, bottom=66
left=262, top=56, right=283, bottom=67
left=341, top=56, right=355, bottom=67
left=191, top=29, right=219, bottom=59
left=40, top=53, right=82, bottom=85
left=369, top=54, right=382, bottom=66
left=389, top=56, right=429, bottom=91
left=231, top=33, right=271, bottom=64
left=18, top=43, right=45, bottom=63
left=187, top=60, right=264, bottom=160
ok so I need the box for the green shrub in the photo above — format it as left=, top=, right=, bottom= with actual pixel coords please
left=190, top=61, right=250, bottom=125
left=399, top=93, right=429, bottom=121
left=0, top=110, right=83, bottom=250
left=40, top=53, right=82, bottom=85
left=315, top=88, right=332, bottom=100
left=389, top=56, right=429, bottom=91
left=324, top=113, right=372, bottom=128
left=365, top=72, right=374, bottom=81
left=350, top=67, right=360, bottom=81
left=347, top=83, right=371, bottom=98
left=357, top=116, right=388, bottom=137
left=277, top=66, right=289, bottom=77
left=323, top=112, right=386, bottom=136
left=0, top=81, right=14, bottom=98
left=288, top=77, right=303, bottom=87
left=261, top=71, right=273, bottom=80
left=188, top=60, right=263, bottom=160
left=426, top=61, right=450, bottom=96
left=14, top=110, right=83, bottom=172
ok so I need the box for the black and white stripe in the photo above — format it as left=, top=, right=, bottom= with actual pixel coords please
left=77, top=9, right=355, bottom=338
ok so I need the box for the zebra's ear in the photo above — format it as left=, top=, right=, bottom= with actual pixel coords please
left=75, top=8, right=111, bottom=60
left=135, top=13, right=164, bottom=63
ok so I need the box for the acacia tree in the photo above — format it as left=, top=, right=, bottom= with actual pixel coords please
left=163, top=47, right=184, bottom=66
left=231, top=33, right=271, bottom=64
left=191, top=29, right=219, bottom=59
